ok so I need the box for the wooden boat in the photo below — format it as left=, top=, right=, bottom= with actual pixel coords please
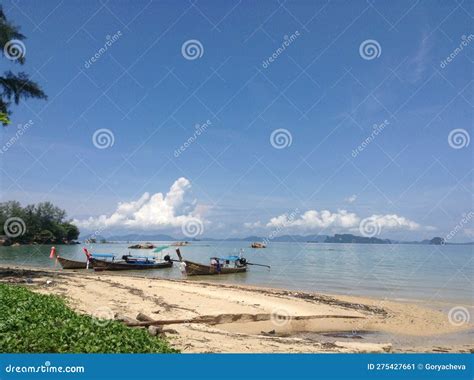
left=182, top=259, right=247, bottom=276
left=93, top=258, right=173, bottom=271
left=57, top=256, right=88, bottom=270
left=128, top=243, right=155, bottom=249
left=172, top=241, right=189, bottom=246
left=251, top=242, right=266, bottom=248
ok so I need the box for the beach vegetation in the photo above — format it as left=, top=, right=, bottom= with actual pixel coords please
left=0, top=283, right=178, bottom=353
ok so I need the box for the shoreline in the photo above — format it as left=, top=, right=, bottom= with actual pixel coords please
left=0, top=264, right=472, bottom=353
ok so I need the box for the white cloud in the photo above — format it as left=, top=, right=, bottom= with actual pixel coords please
left=74, top=177, right=203, bottom=231
left=267, top=209, right=359, bottom=229
left=344, top=194, right=357, bottom=203
left=362, top=214, right=420, bottom=231
left=256, top=209, right=426, bottom=233
left=244, top=221, right=262, bottom=229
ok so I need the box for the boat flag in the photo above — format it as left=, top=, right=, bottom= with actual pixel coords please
left=49, top=246, right=56, bottom=259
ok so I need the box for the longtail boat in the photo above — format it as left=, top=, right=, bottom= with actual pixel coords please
left=175, top=249, right=270, bottom=276
left=53, top=246, right=173, bottom=271
left=86, top=247, right=173, bottom=271
left=92, top=258, right=173, bottom=271
left=57, top=256, right=88, bottom=269
left=182, top=259, right=247, bottom=276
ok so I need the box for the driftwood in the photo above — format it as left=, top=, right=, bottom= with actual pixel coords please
left=125, top=313, right=364, bottom=327
left=114, top=313, right=136, bottom=324
left=136, top=312, right=154, bottom=322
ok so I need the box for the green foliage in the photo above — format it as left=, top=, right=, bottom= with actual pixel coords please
left=0, top=284, right=178, bottom=353
left=0, top=201, right=80, bottom=244
left=0, top=7, right=46, bottom=125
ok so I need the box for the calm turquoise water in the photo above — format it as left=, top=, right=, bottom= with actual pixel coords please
left=0, top=242, right=472, bottom=304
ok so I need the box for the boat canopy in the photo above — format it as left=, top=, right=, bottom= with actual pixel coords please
left=91, top=253, right=115, bottom=258
left=153, top=246, right=169, bottom=253
left=211, top=255, right=241, bottom=261
left=126, top=256, right=155, bottom=261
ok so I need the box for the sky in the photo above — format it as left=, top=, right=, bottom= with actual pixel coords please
left=0, top=0, right=472, bottom=241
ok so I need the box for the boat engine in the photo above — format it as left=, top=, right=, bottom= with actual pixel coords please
left=236, top=258, right=247, bottom=267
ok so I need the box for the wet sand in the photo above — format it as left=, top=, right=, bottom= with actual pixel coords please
left=1, top=265, right=472, bottom=353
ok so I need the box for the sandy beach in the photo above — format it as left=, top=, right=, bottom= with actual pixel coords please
left=1, top=265, right=472, bottom=353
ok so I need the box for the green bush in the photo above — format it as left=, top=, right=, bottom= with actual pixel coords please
left=0, top=284, right=178, bottom=353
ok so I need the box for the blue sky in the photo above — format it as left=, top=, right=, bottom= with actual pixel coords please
left=0, top=0, right=472, bottom=241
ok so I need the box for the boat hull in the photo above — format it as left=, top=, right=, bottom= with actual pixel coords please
left=184, top=260, right=247, bottom=276
left=92, top=259, right=173, bottom=271
left=57, top=256, right=88, bottom=270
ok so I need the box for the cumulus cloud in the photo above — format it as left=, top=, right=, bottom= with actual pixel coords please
left=267, top=209, right=359, bottom=229
left=361, top=214, right=420, bottom=231
left=74, top=177, right=203, bottom=231
left=246, top=209, right=426, bottom=233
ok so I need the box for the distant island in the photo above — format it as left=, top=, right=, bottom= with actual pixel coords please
left=77, top=232, right=471, bottom=245
left=0, top=201, right=79, bottom=246
left=324, top=234, right=391, bottom=244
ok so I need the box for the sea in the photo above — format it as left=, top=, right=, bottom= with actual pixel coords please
left=0, top=241, right=472, bottom=305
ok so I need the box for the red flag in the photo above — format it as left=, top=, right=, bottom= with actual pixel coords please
left=49, top=246, right=56, bottom=259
